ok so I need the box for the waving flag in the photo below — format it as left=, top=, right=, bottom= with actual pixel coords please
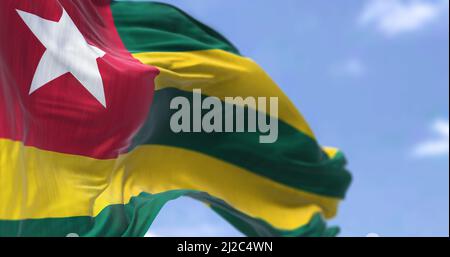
left=0, top=0, right=351, bottom=237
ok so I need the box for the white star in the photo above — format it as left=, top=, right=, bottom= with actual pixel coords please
left=17, top=8, right=107, bottom=107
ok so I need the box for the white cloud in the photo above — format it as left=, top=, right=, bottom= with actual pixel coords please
left=144, top=232, right=160, bottom=237
left=359, top=0, right=449, bottom=36
left=331, top=58, right=366, bottom=78
left=413, top=119, right=449, bottom=158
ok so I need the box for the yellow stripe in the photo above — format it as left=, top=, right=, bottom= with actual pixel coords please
left=0, top=139, right=339, bottom=230
left=323, top=147, right=340, bottom=159
left=132, top=49, right=315, bottom=139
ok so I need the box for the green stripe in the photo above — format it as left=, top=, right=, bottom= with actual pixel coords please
left=190, top=192, right=340, bottom=237
left=0, top=191, right=336, bottom=237
left=131, top=88, right=351, bottom=198
left=0, top=191, right=187, bottom=237
left=110, top=1, right=240, bottom=54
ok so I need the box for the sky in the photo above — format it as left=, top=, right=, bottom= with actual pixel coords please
left=142, top=0, right=449, bottom=237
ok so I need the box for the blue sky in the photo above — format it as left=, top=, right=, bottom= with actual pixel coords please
left=144, top=0, right=449, bottom=237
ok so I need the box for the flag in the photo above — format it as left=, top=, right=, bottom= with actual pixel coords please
left=0, top=0, right=352, bottom=237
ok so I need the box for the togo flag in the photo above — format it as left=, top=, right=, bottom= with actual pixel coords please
left=0, top=0, right=351, bottom=237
